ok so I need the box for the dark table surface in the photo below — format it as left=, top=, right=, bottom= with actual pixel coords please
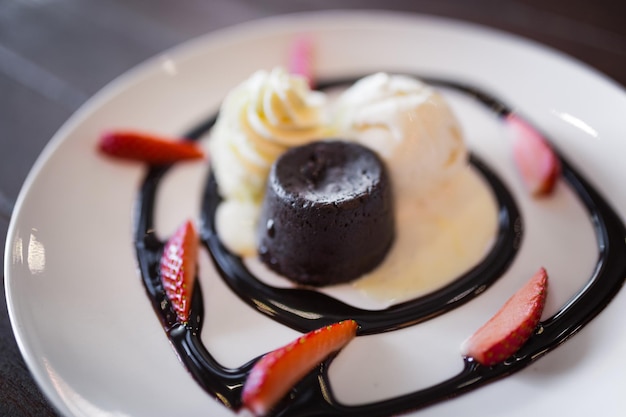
left=1, top=1, right=625, bottom=416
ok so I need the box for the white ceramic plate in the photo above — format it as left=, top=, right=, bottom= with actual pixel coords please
left=5, top=10, right=626, bottom=417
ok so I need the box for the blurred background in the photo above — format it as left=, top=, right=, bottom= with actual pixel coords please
left=1, top=0, right=624, bottom=415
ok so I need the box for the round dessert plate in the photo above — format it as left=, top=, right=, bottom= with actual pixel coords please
left=5, top=10, right=626, bottom=417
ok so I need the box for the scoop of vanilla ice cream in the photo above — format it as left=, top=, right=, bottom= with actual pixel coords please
left=335, top=73, right=467, bottom=200
left=209, top=67, right=329, bottom=203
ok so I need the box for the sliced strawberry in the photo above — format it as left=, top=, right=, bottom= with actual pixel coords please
left=98, top=130, right=204, bottom=164
left=289, top=35, right=314, bottom=88
left=462, top=267, right=548, bottom=366
left=159, top=219, right=199, bottom=324
left=242, top=319, right=358, bottom=416
left=509, top=114, right=561, bottom=196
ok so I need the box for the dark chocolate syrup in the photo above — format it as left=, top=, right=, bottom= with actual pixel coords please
left=134, top=75, right=626, bottom=416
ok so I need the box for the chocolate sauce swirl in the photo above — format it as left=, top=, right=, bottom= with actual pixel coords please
left=134, top=75, right=626, bottom=416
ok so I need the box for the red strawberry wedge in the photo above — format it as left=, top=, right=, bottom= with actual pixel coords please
left=289, top=35, right=314, bottom=88
left=242, top=320, right=358, bottom=416
left=98, top=130, right=204, bottom=164
left=462, top=267, right=548, bottom=366
left=159, top=220, right=198, bottom=324
left=509, top=114, right=561, bottom=196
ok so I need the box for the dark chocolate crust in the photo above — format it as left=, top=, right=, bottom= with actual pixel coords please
left=257, top=140, right=395, bottom=286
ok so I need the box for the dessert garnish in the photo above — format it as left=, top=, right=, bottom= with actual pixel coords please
left=288, top=35, right=315, bottom=87
left=98, top=130, right=205, bottom=164
left=462, top=267, right=548, bottom=366
left=159, top=219, right=199, bottom=324
left=242, top=319, right=358, bottom=416
left=256, top=140, right=395, bottom=286
left=508, top=114, right=561, bottom=196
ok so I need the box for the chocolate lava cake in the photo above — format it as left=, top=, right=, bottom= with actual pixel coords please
left=257, top=140, right=395, bottom=286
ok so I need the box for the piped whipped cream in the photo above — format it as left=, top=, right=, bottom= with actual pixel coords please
left=209, top=67, right=329, bottom=203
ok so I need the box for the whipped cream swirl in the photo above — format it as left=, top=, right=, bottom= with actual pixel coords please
left=209, top=67, right=329, bottom=203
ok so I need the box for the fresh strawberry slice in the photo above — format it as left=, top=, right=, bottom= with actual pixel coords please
left=289, top=35, right=314, bottom=88
left=462, top=267, right=548, bottom=366
left=98, top=130, right=204, bottom=164
left=159, top=219, right=199, bottom=324
left=242, top=319, right=358, bottom=416
left=509, top=114, right=561, bottom=196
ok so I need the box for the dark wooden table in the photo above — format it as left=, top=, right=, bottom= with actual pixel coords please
left=1, top=1, right=624, bottom=415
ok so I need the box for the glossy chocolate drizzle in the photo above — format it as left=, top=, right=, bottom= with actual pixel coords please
left=134, top=76, right=626, bottom=416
